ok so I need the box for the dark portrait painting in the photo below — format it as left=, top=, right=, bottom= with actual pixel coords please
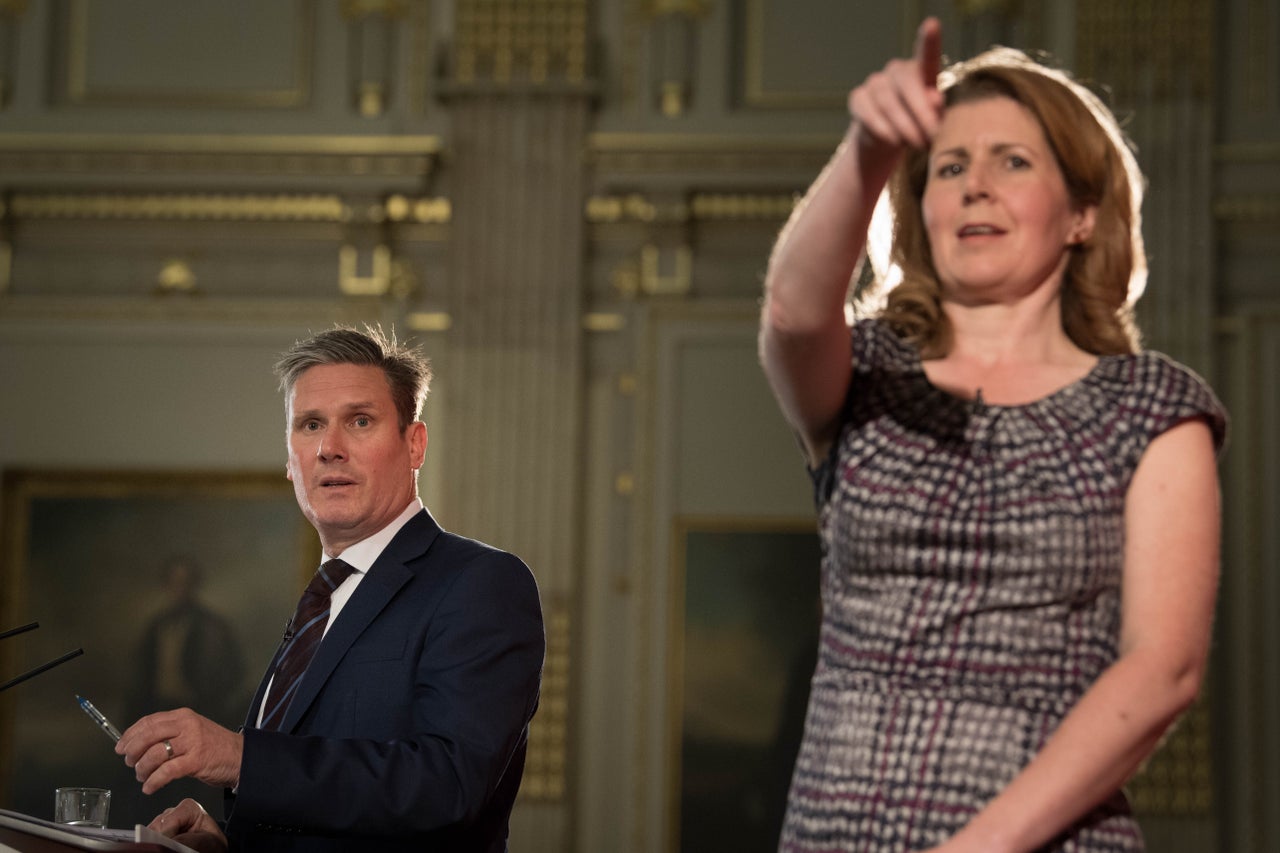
left=0, top=470, right=314, bottom=828
left=670, top=519, right=822, bottom=853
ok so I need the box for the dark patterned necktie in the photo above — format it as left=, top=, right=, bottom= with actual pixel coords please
left=260, top=558, right=357, bottom=731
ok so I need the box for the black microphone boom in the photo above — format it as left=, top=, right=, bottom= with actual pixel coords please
left=0, top=647, right=85, bottom=692
left=0, top=622, right=39, bottom=641
left=0, top=622, right=86, bottom=692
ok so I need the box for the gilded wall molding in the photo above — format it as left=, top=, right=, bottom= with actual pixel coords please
left=520, top=597, right=570, bottom=802
left=589, top=133, right=834, bottom=179
left=9, top=193, right=347, bottom=222
left=587, top=192, right=794, bottom=224
left=0, top=134, right=441, bottom=186
left=0, top=295, right=373, bottom=326
left=7, top=191, right=439, bottom=227
left=448, top=0, right=590, bottom=87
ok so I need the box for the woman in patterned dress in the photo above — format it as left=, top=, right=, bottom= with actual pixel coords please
left=759, top=17, right=1226, bottom=853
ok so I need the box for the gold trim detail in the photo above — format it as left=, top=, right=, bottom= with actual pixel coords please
left=452, top=0, right=590, bottom=86
left=690, top=193, right=796, bottom=220
left=0, top=133, right=442, bottom=155
left=641, top=245, right=692, bottom=296
left=587, top=192, right=795, bottom=223
left=156, top=259, right=197, bottom=295
left=10, top=193, right=347, bottom=222
left=520, top=597, right=569, bottom=801
left=583, top=312, right=627, bottom=332
left=5, top=193, right=452, bottom=225
left=385, top=195, right=452, bottom=224
left=0, top=135, right=440, bottom=184
left=339, top=245, right=393, bottom=296
left=406, top=311, right=452, bottom=332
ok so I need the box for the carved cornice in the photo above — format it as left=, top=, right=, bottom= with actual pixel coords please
left=1213, top=196, right=1280, bottom=223
left=0, top=134, right=442, bottom=182
left=589, top=133, right=835, bottom=179
left=0, top=295, right=374, bottom=326
left=587, top=192, right=794, bottom=224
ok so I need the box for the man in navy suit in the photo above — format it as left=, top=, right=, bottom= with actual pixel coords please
left=117, top=326, right=545, bottom=852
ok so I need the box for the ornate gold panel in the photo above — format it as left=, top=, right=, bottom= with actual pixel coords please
left=519, top=597, right=570, bottom=802
left=451, top=0, right=589, bottom=86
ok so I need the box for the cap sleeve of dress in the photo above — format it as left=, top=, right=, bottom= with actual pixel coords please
left=1121, top=352, right=1229, bottom=472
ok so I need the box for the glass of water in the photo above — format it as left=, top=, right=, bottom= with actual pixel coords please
left=53, top=787, right=111, bottom=828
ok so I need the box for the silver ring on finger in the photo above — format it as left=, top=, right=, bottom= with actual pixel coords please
left=163, top=739, right=174, bottom=761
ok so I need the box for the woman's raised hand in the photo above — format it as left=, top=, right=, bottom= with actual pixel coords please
left=848, top=17, right=944, bottom=161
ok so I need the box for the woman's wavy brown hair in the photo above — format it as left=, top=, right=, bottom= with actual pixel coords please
left=867, top=48, right=1146, bottom=358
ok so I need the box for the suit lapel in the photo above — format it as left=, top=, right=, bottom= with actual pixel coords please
left=278, top=509, right=443, bottom=732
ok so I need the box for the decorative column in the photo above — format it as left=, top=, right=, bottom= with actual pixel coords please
left=435, top=1, right=594, bottom=845
left=1077, top=3, right=1226, bottom=850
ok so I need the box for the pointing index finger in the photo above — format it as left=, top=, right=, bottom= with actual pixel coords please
left=914, top=17, right=942, bottom=91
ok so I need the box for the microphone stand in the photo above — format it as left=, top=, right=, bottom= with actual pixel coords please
left=0, top=621, right=85, bottom=692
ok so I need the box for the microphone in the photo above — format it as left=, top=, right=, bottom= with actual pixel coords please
left=0, top=622, right=86, bottom=693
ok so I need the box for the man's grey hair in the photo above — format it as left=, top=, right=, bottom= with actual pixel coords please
left=273, top=325, right=432, bottom=430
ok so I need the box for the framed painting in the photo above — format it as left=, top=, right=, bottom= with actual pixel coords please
left=668, top=517, right=822, bottom=853
left=0, top=469, right=316, bottom=827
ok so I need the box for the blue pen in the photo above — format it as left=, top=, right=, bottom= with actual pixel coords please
left=76, top=694, right=122, bottom=742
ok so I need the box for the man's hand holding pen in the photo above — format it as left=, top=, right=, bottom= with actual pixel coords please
left=115, top=707, right=244, bottom=794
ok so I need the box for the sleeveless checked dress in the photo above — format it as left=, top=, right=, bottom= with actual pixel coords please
left=779, top=319, right=1228, bottom=853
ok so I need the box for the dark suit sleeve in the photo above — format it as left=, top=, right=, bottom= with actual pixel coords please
left=231, top=548, right=544, bottom=838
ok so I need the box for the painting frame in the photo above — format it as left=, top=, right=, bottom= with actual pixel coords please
left=0, top=468, right=316, bottom=825
left=667, top=516, right=822, bottom=853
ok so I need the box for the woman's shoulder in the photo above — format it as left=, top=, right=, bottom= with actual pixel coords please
left=1092, top=350, right=1228, bottom=452
left=851, top=316, right=919, bottom=372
